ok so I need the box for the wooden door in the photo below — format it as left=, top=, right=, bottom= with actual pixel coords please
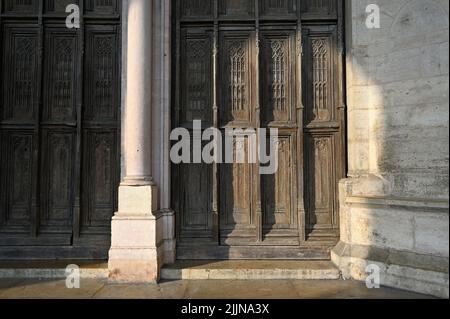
left=174, top=0, right=346, bottom=260
left=0, top=0, right=120, bottom=259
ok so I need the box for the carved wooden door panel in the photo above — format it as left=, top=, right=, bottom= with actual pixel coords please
left=259, top=30, right=301, bottom=247
left=174, top=0, right=346, bottom=259
left=174, top=27, right=215, bottom=244
left=218, top=30, right=259, bottom=247
left=0, top=0, right=120, bottom=259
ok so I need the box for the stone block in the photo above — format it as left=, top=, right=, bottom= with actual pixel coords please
left=118, top=185, right=158, bottom=215
left=414, top=213, right=450, bottom=257
left=111, top=215, right=159, bottom=248
left=350, top=206, right=415, bottom=251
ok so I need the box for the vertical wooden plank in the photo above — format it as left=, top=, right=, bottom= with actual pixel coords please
left=212, top=0, right=219, bottom=244
left=0, top=0, right=2, bottom=49
left=254, top=0, right=262, bottom=243
left=0, top=4, right=3, bottom=202
left=72, top=0, right=84, bottom=240
left=0, top=3, right=2, bottom=218
left=0, top=0, right=2, bottom=233
left=0, top=0, right=3, bottom=232
left=296, top=0, right=306, bottom=243
left=0, top=1, right=3, bottom=230
left=31, top=0, right=44, bottom=238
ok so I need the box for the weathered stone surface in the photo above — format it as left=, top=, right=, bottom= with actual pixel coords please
left=332, top=242, right=449, bottom=298
left=109, top=186, right=163, bottom=283
left=0, top=279, right=435, bottom=299
left=118, top=185, right=158, bottom=215
left=414, top=213, right=450, bottom=257
left=0, top=279, right=106, bottom=299
left=335, top=0, right=449, bottom=298
left=161, top=261, right=340, bottom=280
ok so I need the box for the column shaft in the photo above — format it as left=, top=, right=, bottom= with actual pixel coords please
left=123, top=0, right=153, bottom=185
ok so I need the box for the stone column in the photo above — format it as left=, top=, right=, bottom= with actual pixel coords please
left=108, top=0, right=163, bottom=282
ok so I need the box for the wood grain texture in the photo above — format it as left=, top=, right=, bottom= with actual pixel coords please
left=173, top=0, right=345, bottom=259
left=0, top=0, right=121, bottom=259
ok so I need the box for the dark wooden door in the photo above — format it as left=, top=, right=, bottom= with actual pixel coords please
left=174, top=0, right=346, bottom=260
left=0, top=0, right=120, bottom=259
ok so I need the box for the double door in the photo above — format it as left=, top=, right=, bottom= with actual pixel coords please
left=173, top=0, right=345, bottom=259
left=0, top=0, right=120, bottom=259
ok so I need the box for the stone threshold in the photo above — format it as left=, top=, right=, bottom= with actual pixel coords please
left=0, top=261, right=109, bottom=279
left=161, top=260, right=341, bottom=280
left=0, top=260, right=343, bottom=281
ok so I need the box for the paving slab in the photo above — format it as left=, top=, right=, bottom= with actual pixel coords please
left=290, top=280, right=435, bottom=299
left=0, top=278, right=436, bottom=299
left=0, top=279, right=106, bottom=299
left=183, top=280, right=300, bottom=299
left=0, top=261, right=109, bottom=279
left=93, top=283, right=164, bottom=299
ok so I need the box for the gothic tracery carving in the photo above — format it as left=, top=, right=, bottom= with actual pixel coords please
left=270, top=40, right=287, bottom=112
left=13, top=37, right=35, bottom=116
left=187, top=40, right=208, bottom=113
left=94, top=36, right=114, bottom=116
left=312, top=38, right=330, bottom=121
left=52, top=38, right=74, bottom=113
left=229, top=41, right=247, bottom=112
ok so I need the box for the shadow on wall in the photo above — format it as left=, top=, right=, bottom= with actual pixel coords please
left=347, top=0, right=449, bottom=198
left=337, top=0, right=449, bottom=297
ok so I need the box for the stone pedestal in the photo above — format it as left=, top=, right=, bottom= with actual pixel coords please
left=109, top=186, right=162, bottom=282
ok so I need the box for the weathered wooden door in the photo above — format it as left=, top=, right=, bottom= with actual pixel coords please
left=0, top=0, right=120, bottom=259
left=174, top=0, right=346, bottom=259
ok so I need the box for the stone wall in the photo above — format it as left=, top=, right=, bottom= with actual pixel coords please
left=332, top=0, right=449, bottom=298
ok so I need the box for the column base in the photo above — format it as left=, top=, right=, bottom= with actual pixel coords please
left=108, top=184, right=164, bottom=282
left=109, top=246, right=164, bottom=283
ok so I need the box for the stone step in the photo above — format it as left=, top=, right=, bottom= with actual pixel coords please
left=161, top=260, right=341, bottom=280
left=0, top=261, right=109, bottom=279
